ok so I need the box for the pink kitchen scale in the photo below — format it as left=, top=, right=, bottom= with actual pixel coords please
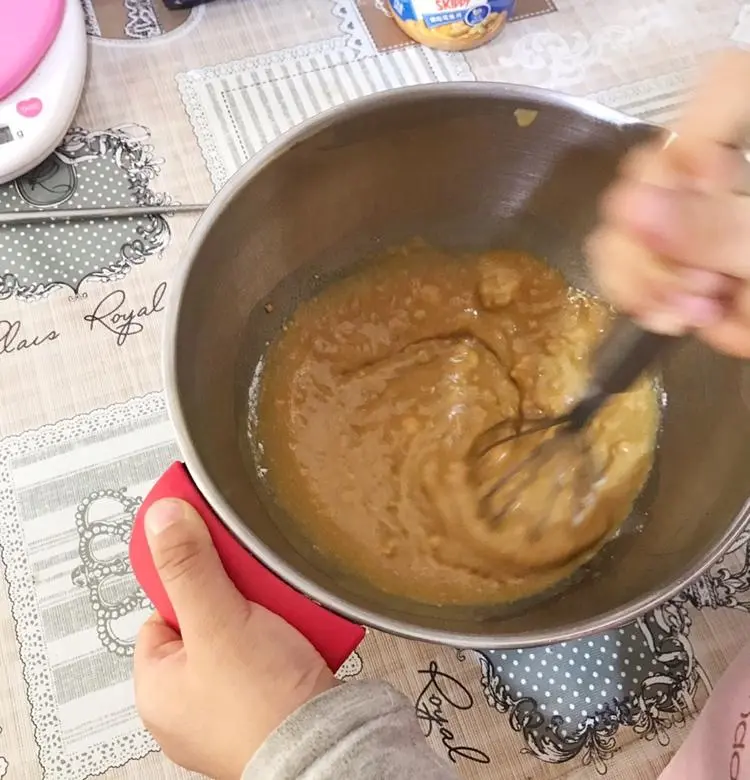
left=0, top=0, right=87, bottom=184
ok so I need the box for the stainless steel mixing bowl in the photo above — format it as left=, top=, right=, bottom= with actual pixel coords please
left=164, top=83, right=750, bottom=648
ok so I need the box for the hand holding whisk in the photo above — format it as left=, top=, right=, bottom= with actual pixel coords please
left=468, top=318, right=675, bottom=538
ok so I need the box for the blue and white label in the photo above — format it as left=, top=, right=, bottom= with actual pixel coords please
left=391, top=0, right=515, bottom=29
left=465, top=4, right=491, bottom=26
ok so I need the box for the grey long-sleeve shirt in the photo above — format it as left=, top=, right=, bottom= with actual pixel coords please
left=243, top=681, right=458, bottom=779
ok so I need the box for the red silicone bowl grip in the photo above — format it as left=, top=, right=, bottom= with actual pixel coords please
left=129, top=462, right=365, bottom=672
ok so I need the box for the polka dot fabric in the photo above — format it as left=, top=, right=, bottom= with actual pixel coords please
left=0, top=125, right=173, bottom=300
left=0, top=156, right=148, bottom=293
left=483, top=614, right=671, bottom=733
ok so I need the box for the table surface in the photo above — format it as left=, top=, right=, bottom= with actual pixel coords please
left=0, top=1, right=748, bottom=778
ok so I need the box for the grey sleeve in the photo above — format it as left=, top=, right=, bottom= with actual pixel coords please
left=242, top=680, right=458, bottom=780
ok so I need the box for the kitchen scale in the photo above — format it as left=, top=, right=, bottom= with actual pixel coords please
left=0, top=0, right=88, bottom=185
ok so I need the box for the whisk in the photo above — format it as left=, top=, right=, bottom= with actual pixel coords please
left=469, top=317, right=674, bottom=535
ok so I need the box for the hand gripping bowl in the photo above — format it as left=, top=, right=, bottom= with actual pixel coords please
left=130, top=83, right=750, bottom=657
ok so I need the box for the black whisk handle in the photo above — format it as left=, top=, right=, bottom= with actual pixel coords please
left=592, top=316, right=676, bottom=395
left=567, top=318, right=675, bottom=431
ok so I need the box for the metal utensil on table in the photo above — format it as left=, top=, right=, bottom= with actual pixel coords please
left=470, top=318, right=675, bottom=534
left=0, top=203, right=208, bottom=225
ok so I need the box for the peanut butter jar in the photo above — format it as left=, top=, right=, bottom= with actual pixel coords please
left=388, top=0, right=516, bottom=52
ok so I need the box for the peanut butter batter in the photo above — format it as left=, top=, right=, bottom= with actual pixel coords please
left=256, top=242, right=660, bottom=606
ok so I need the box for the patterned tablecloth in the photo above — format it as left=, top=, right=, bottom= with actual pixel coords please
left=1, top=1, right=749, bottom=778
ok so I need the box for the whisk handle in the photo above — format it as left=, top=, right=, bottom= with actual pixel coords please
left=592, top=317, right=675, bottom=395
left=568, top=318, right=674, bottom=430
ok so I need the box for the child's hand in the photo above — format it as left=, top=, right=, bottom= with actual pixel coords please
left=133, top=499, right=337, bottom=780
left=586, top=50, right=750, bottom=357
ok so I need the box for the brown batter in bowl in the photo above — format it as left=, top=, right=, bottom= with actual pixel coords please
left=256, top=241, right=660, bottom=607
